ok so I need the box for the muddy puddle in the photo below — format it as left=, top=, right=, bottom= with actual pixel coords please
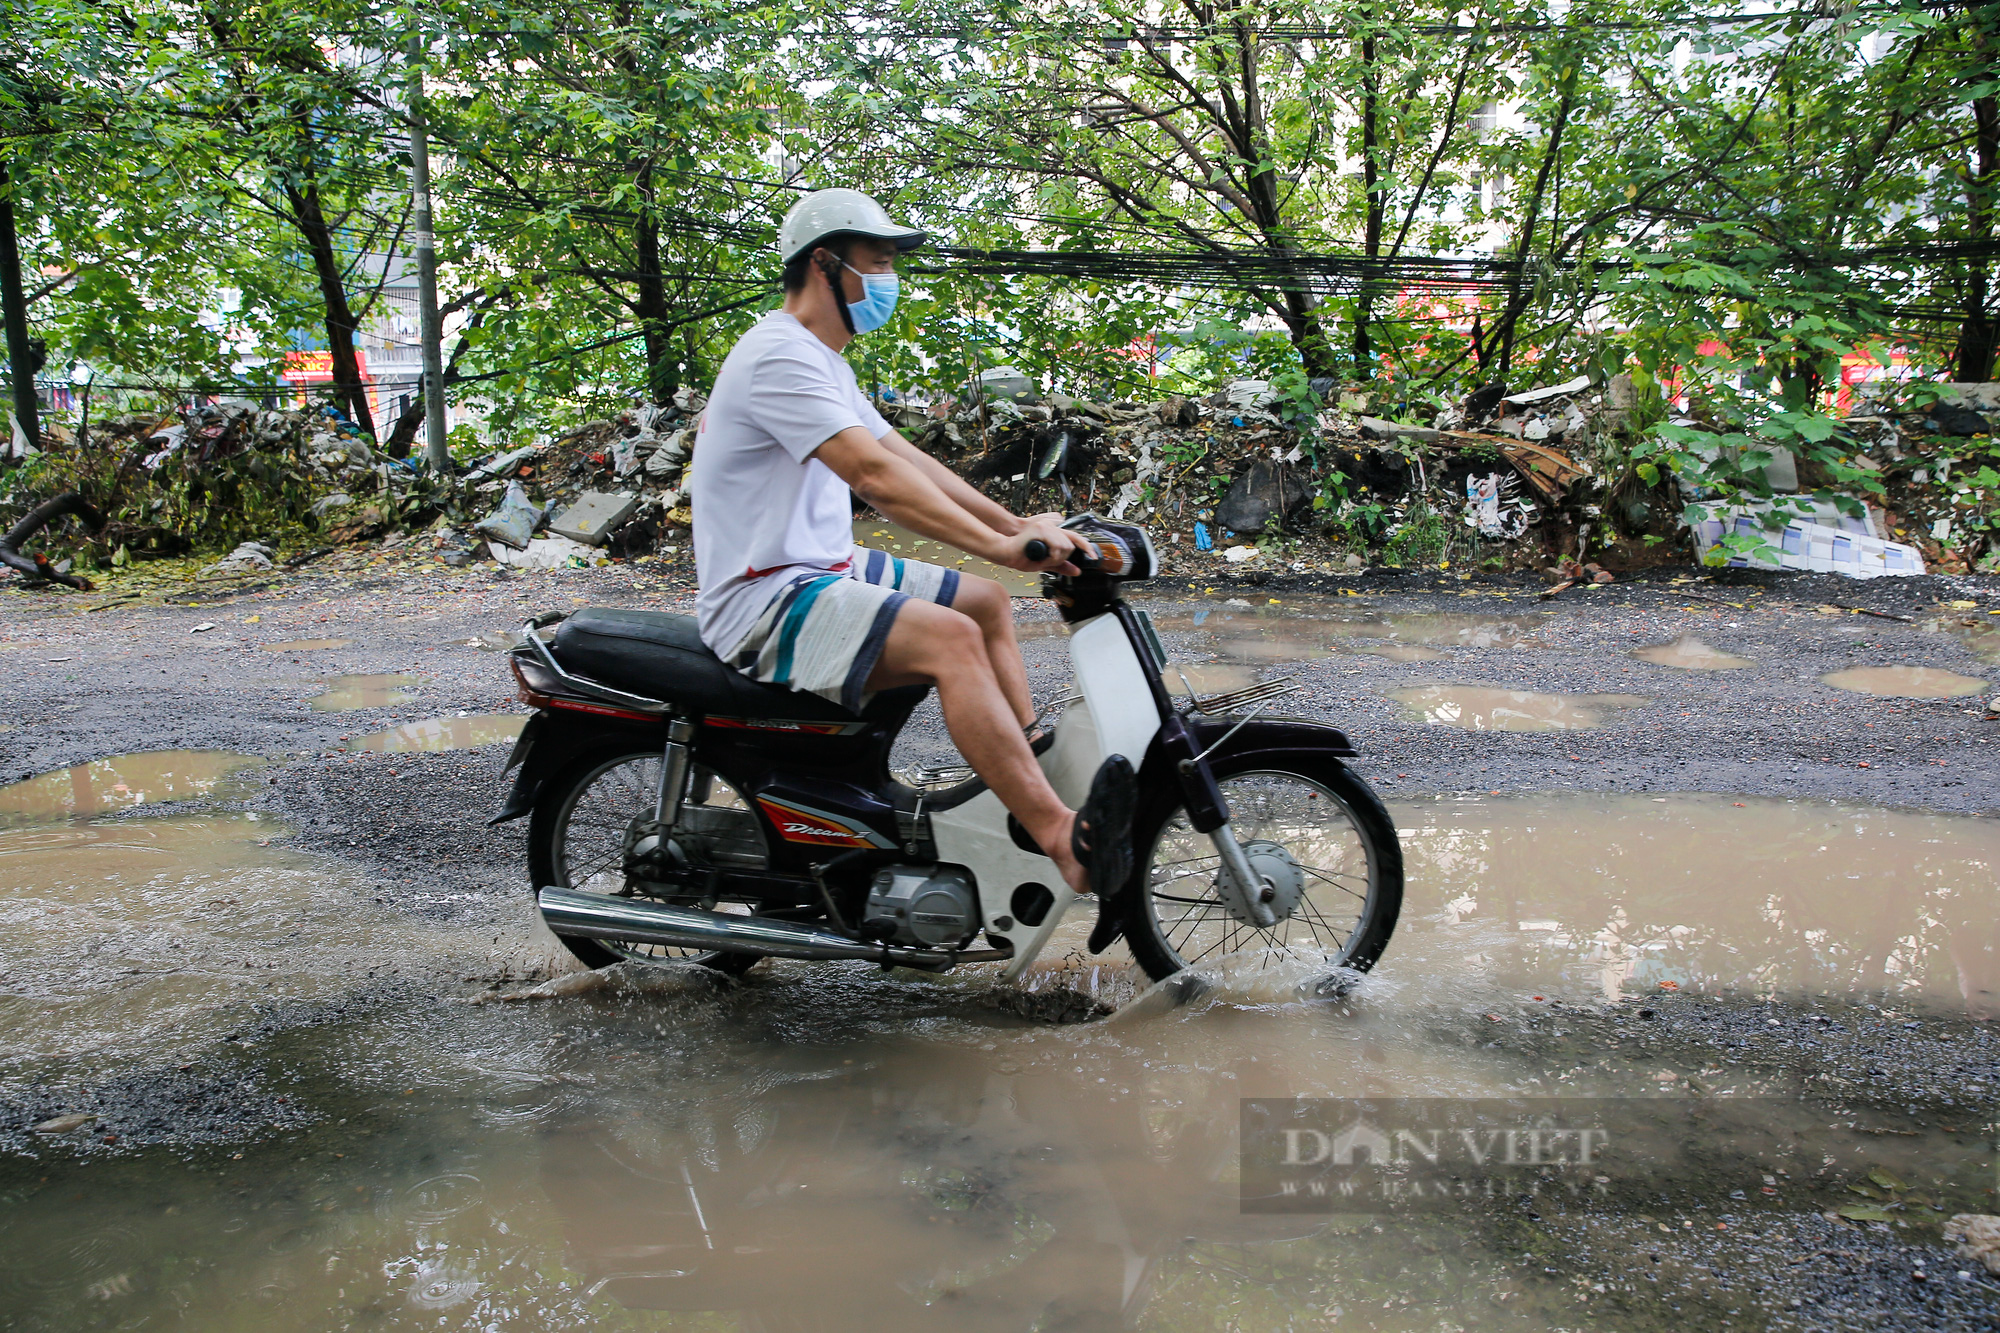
left=261, top=638, right=352, bottom=653
left=1337, top=611, right=1544, bottom=649
left=1392, top=792, right=2000, bottom=1013
left=1354, top=643, right=1447, bottom=662
left=1632, top=636, right=1753, bottom=670
left=853, top=520, right=1039, bottom=595
left=1822, top=665, right=1989, bottom=698
left=351, top=714, right=528, bottom=754
left=1926, top=609, right=2000, bottom=664
left=1129, top=601, right=1540, bottom=699
left=1144, top=598, right=1543, bottom=653
left=2, top=794, right=1994, bottom=1330
left=0, top=814, right=565, bottom=1078
left=311, top=673, right=421, bottom=711
left=1389, top=685, right=1648, bottom=730
left=0, top=751, right=264, bottom=825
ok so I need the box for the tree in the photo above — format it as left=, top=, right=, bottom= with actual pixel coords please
left=429, top=0, right=793, bottom=413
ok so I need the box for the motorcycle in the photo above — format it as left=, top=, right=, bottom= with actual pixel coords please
left=493, top=514, right=1401, bottom=985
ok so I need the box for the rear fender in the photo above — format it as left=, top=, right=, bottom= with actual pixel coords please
left=488, top=711, right=666, bottom=825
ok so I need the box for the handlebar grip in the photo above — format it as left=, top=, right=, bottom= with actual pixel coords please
left=1024, top=539, right=1049, bottom=563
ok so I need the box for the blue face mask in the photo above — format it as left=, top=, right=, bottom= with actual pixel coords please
left=843, top=263, right=900, bottom=333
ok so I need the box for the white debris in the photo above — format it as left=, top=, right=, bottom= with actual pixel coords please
left=486, top=534, right=602, bottom=570
left=203, top=541, right=276, bottom=576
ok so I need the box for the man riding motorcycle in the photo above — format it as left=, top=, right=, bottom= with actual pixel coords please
left=688, top=188, right=1135, bottom=902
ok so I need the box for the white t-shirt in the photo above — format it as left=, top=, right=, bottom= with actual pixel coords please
left=691, top=312, right=890, bottom=655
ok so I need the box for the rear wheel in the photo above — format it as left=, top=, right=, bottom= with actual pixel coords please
left=1119, top=755, right=1401, bottom=984
left=527, top=739, right=765, bottom=974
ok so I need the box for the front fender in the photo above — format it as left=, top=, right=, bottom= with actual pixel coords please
left=1132, top=714, right=1359, bottom=799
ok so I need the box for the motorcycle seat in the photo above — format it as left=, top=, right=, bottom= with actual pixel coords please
left=549, top=606, right=928, bottom=723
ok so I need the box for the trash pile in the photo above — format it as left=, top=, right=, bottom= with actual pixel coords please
left=457, top=386, right=706, bottom=571
left=4, top=366, right=1994, bottom=589
left=1663, top=383, right=2000, bottom=579
left=855, top=369, right=1618, bottom=578
left=1845, top=384, right=2000, bottom=576
left=0, top=398, right=468, bottom=587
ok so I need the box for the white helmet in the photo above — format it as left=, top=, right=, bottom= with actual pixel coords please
left=778, top=188, right=926, bottom=263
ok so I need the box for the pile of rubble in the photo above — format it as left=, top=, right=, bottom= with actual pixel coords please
left=457, top=387, right=706, bottom=570
left=7, top=362, right=1994, bottom=589
left=441, top=370, right=1629, bottom=578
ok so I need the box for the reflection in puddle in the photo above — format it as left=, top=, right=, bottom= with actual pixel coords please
left=0, top=793, right=1993, bottom=1329
left=260, top=638, right=351, bottom=652
left=353, top=714, right=528, bottom=753
left=1144, top=600, right=1540, bottom=659
left=1394, top=792, right=2000, bottom=1013
left=0, top=751, right=263, bottom=825
left=1633, top=636, right=1753, bottom=670
left=1822, top=665, right=1988, bottom=698
left=854, top=521, right=1039, bottom=596
left=1340, top=612, right=1541, bottom=648
left=1926, top=612, right=2000, bottom=664
left=1162, top=661, right=1258, bottom=696
left=1389, top=685, right=1647, bottom=730
left=310, top=672, right=420, bottom=711
left=464, top=630, right=521, bottom=651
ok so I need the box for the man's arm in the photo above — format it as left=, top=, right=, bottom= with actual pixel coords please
left=814, top=427, right=1086, bottom=573
left=876, top=428, right=1023, bottom=537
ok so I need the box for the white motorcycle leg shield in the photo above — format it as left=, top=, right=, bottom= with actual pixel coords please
left=932, top=612, right=1162, bottom=980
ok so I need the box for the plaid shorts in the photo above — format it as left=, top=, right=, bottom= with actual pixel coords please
left=724, top=549, right=960, bottom=713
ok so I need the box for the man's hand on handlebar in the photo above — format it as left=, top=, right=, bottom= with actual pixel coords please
left=997, top=513, right=1090, bottom=575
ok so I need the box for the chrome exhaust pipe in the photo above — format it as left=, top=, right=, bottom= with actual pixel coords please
left=536, top=887, right=1009, bottom=970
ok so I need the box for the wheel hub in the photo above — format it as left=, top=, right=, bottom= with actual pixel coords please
left=1218, top=839, right=1305, bottom=928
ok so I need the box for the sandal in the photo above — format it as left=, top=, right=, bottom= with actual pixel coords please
left=1073, top=755, right=1137, bottom=953
left=1024, top=720, right=1056, bottom=756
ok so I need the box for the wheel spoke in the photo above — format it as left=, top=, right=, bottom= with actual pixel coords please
left=1130, top=768, right=1389, bottom=978
left=551, top=758, right=768, bottom=969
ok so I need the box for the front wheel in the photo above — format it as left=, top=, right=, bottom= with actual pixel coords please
left=1118, top=755, right=1402, bottom=984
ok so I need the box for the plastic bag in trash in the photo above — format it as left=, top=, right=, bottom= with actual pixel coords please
left=474, top=481, right=545, bottom=551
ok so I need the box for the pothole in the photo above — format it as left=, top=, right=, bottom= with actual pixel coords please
left=1821, top=665, right=1989, bottom=698
left=0, top=752, right=264, bottom=826
left=0, top=793, right=1992, bottom=1331
left=310, top=673, right=421, bottom=711
left=1387, top=685, right=1647, bottom=730
left=1391, top=791, right=1999, bottom=1014
left=260, top=639, right=352, bottom=653
left=0, top=814, right=566, bottom=1075
left=853, top=521, right=1038, bottom=595
left=351, top=715, right=529, bottom=753
left=1632, top=636, right=1754, bottom=670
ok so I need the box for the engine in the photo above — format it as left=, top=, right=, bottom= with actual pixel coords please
left=862, top=865, right=979, bottom=948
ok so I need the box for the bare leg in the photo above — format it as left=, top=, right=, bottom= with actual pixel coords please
left=868, top=599, right=1088, bottom=895
left=948, top=573, right=1034, bottom=727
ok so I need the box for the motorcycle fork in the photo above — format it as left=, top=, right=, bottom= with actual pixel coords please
left=1109, top=603, right=1277, bottom=928
left=653, top=718, right=696, bottom=826
left=623, top=719, right=697, bottom=896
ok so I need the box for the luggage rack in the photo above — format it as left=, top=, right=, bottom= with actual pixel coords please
left=516, top=614, right=672, bottom=715
left=1184, top=675, right=1301, bottom=717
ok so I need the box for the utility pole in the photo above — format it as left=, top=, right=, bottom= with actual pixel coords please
left=407, top=26, right=449, bottom=473
left=0, top=162, right=41, bottom=456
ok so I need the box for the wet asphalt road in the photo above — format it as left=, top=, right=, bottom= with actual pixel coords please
left=2, top=556, right=1998, bottom=1328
